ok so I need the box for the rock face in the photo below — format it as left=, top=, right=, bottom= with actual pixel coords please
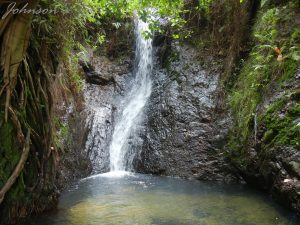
left=56, top=102, right=92, bottom=189
left=58, top=21, right=135, bottom=177
left=51, top=68, right=92, bottom=189
left=83, top=55, right=134, bottom=173
left=75, top=40, right=237, bottom=183
left=241, top=146, right=300, bottom=212
left=236, top=69, right=300, bottom=213
left=83, top=83, right=114, bottom=173
left=56, top=51, right=134, bottom=184
left=135, top=44, right=236, bottom=182
left=80, top=61, right=116, bottom=86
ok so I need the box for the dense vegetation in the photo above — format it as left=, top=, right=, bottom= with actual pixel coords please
left=228, top=1, right=300, bottom=166
left=0, top=0, right=299, bottom=224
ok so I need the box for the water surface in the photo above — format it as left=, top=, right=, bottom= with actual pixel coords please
left=25, top=173, right=299, bottom=225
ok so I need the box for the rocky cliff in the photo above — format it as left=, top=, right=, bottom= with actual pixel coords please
left=135, top=43, right=237, bottom=182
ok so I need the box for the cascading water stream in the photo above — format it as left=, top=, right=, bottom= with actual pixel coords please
left=109, top=17, right=153, bottom=172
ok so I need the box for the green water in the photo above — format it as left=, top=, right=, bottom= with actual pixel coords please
left=24, top=172, right=299, bottom=225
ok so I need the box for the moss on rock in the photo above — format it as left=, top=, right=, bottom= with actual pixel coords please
left=227, top=1, right=300, bottom=162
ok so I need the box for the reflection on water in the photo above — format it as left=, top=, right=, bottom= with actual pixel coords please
left=24, top=173, right=299, bottom=225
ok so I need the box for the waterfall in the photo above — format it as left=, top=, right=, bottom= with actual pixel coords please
left=109, top=17, right=153, bottom=172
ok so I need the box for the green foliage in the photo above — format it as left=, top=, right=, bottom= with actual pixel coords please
left=198, top=0, right=213, bottom=12
left=0, top=118, right=26, bottom=203
left=227, top=1, right=300, bottom=159
left=228, top=7, right=279, bottom=152
left=32, top=0, right=197, bottom=92
left=0, top=121, right=18, bottom=185
left=260, top=97, right=300, bottom=148
left=130, top=0, right=187, bottom=39
left=53, top=116, right=70, bottom=149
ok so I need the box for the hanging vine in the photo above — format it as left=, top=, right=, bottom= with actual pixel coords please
left=0, top=1, right=59, bottom=223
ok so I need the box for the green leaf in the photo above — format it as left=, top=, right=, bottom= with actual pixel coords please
left=291, top=52, right=300, bottom=61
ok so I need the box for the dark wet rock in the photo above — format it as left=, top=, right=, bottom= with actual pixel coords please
left=56, top=98, right=92, bottom=190
left=135, top=43, right=237, bottom=182
left=84, top=84, right=115, bottom=173
left=83, top=52, right=134, bottom=174
left=239, top=140, right=300, bottom=211
left=85, top=71, right=115, bottom=85
left=79, top=54, right=134, bottom=86
left=57, top=48, right=134, bottom=183
left=79, top=61, right=115, bottom=85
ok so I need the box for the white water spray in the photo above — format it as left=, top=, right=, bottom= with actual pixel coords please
left=109, top=18, right=153, bottom=172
